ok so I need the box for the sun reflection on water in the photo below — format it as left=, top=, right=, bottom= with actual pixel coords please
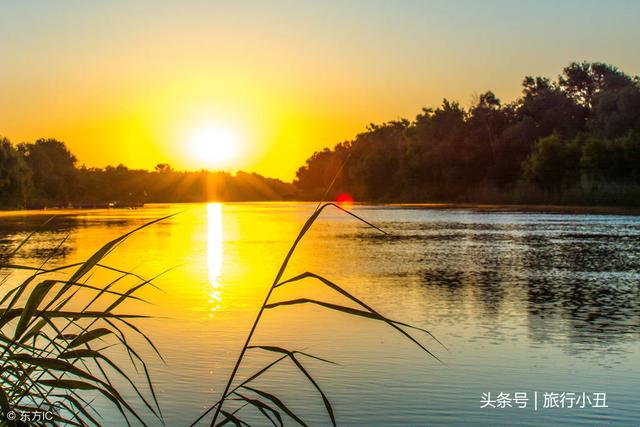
left=207, top=203, right=223, bottom=316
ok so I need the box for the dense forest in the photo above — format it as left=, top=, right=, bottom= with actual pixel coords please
left=296, top=61, right=640, bottom=206
left=0, top=138, right=294, bottom=208
left=2, top=61, right=640, bottom=209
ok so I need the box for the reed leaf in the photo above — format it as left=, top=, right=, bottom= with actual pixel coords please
left=205, top=202, right=443, bottom=427
left=67, top=328, right=113, bottom=348
left=52, top=395, right=101, bottom=426
left=58, top=348, right=161, bottom=419
left=241, top=386, right=307, bottom=427
left=231, top=392, right=282, bottom=426
left=0, top=216, right=170, bottom=426
left=217, top=409, right=248, bottom=427
left=4, top=217, right=54, bottom=259
left=246, top=345, right=336, bottom=427
left=192, top=351, right=332, bottom=426
left=264, top=298, right=443, bottom=363
left=275, top=271, right=449, bottom=352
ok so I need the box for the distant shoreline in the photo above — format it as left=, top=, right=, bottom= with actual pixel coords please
left=383, top=202, right=640, bottom=216
left=2, top=201, right=640, bottom=217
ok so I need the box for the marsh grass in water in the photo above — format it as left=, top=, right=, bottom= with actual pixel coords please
left=0, top=204, right=444, bottom=426
left=0, top=216, right=172, bottom=426
left=197, top=203, right=446, bottom=427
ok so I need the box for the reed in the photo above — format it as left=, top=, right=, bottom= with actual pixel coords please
left=196, top=203, right=445, bottom=427
left=1, top=204, right=444, bottom=426
left=0, top=215, right=173, bottom=426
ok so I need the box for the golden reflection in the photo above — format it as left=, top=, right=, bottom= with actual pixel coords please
left=207, top=203, right=223, bottom=316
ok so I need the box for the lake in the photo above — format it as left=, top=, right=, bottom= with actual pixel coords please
left=1, top=202, right=639, bottom=426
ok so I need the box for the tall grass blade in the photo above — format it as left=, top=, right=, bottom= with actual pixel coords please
left=241, top=385, right=307, bottom=427
left=246, top=345, right=336, bottom=426
left=204, top=202, right=446, bottom=427
left=232, top=392, right=282, bottom=426
left=0, top=216, right=172, bottom=426
left=264, top=298, right=443, bottom=363
left=208, top=202, right=388, bottom=426
left=275, top=271, right=448, bottom=351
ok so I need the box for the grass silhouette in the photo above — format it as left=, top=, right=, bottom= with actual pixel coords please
left=0, top=204, right=444, bottom=426
left=0, top=215, right=173, bottom=426
left=196, top=203, right=445, bottom=426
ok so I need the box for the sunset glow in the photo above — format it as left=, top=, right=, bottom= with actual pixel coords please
left=2, top=2, right=639, bottom=180
left=2, top=2, right=640, bottom=426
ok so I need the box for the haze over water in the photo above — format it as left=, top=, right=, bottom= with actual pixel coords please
left=1, top=203, right=639, bottom=425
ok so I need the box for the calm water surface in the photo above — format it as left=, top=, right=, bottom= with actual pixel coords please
left=1, top=203, right=639, bottom=426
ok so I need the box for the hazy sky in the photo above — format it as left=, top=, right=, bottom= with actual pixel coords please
left=1, top=0, right=639, bottom=180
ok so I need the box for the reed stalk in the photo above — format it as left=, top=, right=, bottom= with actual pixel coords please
left=198, top=203, right=444, bottom=426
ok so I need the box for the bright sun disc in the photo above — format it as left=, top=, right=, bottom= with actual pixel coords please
left=189, top=127, right=236, bottom=167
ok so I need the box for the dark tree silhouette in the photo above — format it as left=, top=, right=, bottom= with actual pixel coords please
left=295, top=61, right=640, bottom=205
left=2, top=61, right=640, bottom=209
left=0, top=137, right=31, bottom=208
left=18, top=138, right=77, bottom=205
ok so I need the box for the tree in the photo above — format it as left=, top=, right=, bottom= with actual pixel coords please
left=559, top=61, right=633, bottom=108
left=0, top=137, right=31, bottom=208
left=467, top=91, right=512, bottom=184
left=18, top=138, right=77, bottom=204
left=622, top=132, right=640, bottom=182
left=590, top=82, right=640, bottom=138
left=520, top=75, right=586, bottom=137
left=290, top=61, right=640, bottom=204
left=294, top=143, right=350, bottom=199
left=155, top=163, right=173, bottom=173
left=580, top=135, right=626, bottom=182
left=522, top=134, right=582, bottom=193
left=347, top=120, right=408, bottom=200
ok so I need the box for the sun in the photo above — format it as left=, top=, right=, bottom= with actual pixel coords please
left=188, top=126, right=237, bottom=168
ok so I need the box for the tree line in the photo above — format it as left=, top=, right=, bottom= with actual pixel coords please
left=295, top=61, right=640, bottom=206
left=2, top=61, right=640, bottom=209
left=0, top=138, right=294, bottom=208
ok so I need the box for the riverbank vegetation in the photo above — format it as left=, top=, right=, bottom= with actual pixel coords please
left=0, top=217, right=169, bottom=426
left=295, top=61, right=640, bottom=206
left=197, top=203, right=443, bottom=425
left=2, top=61, right=639, bottom=209
left=1, top=208, right=441, bottom=425
left=0, top=138, right=294, bottom=209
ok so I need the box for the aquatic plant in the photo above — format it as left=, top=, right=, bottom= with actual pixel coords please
left=196, top=203, right=445, bottom=426
left=0, top=204, right=444, bottom=426
left=0, top=216, right=171, bottom=426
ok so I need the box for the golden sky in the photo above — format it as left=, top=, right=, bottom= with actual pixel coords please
left=1, top=1, right=639, bottom=180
